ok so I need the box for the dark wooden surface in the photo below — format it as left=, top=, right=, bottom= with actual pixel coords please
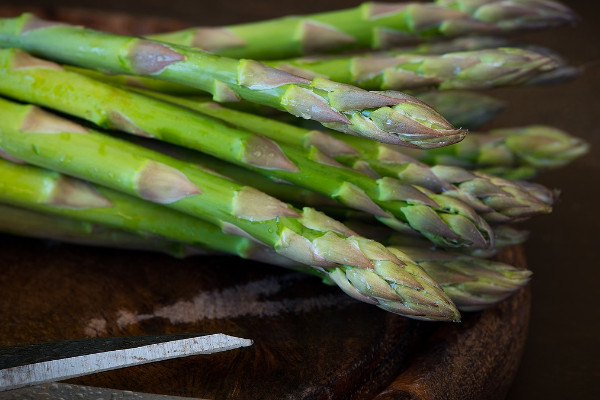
left=0, top=234, right=529, bottom=399
left=3, top=2, right=598, bottom=398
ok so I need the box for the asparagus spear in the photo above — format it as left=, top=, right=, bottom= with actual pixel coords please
left=388, top=246, right=532, bottom=311
left=266, top=47, right=559, bottom=91
left=0, top=203, right=204, bottom=258
left=133, top=90, right=551, bottom=224
left=338, top=215, right=529, bottom=258
left=147, top=0, right=575, bottom=59
left=0, top=98, right=373, bottom=268
left=0, top=158, right=459, bottom=321
left=404, top=125, right=590, bottom=180
left=0, top=158, right=295, bottom=266
left=0, top=198, right=524, bottom=313
left=0, top=52, right=497, bottom=249
left=416, top=90, right=505, bottom=129
left=0, top=16, right=464, bottom=147
left=64, top=65, right=507, bottom=129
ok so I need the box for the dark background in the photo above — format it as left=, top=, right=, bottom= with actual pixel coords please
left=2, top=0, right=599, bottom=398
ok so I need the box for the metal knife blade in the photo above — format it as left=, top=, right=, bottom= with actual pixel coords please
left=0, top=333, right=252, bottom=392
left=0, top=382, right=206, bottom=399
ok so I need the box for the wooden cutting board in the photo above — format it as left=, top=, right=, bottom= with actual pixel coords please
left=0, top=7, right=531, bottom=399
left=0, top=235, right=529, bottom=399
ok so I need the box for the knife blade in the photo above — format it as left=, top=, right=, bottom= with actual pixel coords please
left=0, top=333, right=252, bottom=391
left=0, top=382, right=206, bottom=399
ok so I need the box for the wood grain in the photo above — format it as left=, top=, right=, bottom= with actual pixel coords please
left=0, top=7, right=531, bottom=399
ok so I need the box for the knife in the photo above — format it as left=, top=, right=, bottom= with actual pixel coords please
left=1, top=382, right=207, bottom=399
left=0, top=333, right=252, bottom=392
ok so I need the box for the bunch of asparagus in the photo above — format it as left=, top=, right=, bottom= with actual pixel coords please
left=0, top=0, right=588, bottom=322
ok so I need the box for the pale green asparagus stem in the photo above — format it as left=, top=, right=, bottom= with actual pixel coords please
left=266, top=47, right=559, bottom=91
left=0, top=157, right=459, bottom=321
left=0, top=203, right=204, bottom=258
left=147, top=0, right=575, bottom=59
left=0, top=15, right=465, bottom=147
left=0, top=51, right=496, bottom=249
left=404, top=125, right=590, bottom=180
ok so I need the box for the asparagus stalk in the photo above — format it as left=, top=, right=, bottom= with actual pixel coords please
left=266, top=47, right=559, bottom=91
left=0, top=52, right=498, bottom=249
left=0, top=203, right=204, bottom=258
left=0, top=198, right=524, bottom=313
left=147, top=0, right=575, bottom=59
left=0, top=16, right=465, bottom=147
left=0, top=98, right=373, bottom=268
left=118, top=133, right=340, bottom=209
left=0, top=159, right=293, bottom=266
left=416, top=90, right=505, bottom=129
left=340, top=215, right=529, bottom=258
left=0, top=158, right=459, bottom=321
left=65, top=65, right=507, bottom=129
left=377, top=36, right=511, bottom=55
left=134, top=90, right=552, bottom=224
left=404, top=125, right=590, bottom=180
left=387, top=246, right=532, bottom=311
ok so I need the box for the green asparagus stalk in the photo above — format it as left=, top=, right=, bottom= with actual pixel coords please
left=0, top=196, right=523, bottom=313
left=405, top=125, right=590, bottom=180
left=0, top=15, right=465, bottom=147
left=147, top=0, right=575, bottom=59
left=0, top=159, right=296, bottom=266
left=380, top=36, right=511, bottom=55
left=387, top=225, right=529, bottom=259
left=340, top=215, right=529, bottom=258
left=119, top=133, right=340, bottom=209
left=387, top=246, right=532, bottom=311
left=0, top=157, right=459, bottom=321
left=0, top=98, right=381, bottom=269
left=416, top=90, right=505, bottom=129
left=133, top=90, right=552, bottom=224
left=123, top=140, right=531, bottom=260
left=64, top=65, right=507, bottom=129
left=0, top=51, right=498, bottom=249
left=266, top=47, right=559, bottom=91
left=0, top=203, right=205, bottom=258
